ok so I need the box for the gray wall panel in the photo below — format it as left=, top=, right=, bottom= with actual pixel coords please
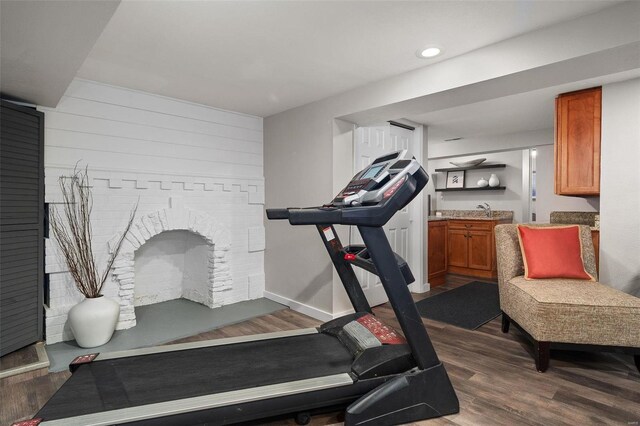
left=0, top=100, right=44, bottom=356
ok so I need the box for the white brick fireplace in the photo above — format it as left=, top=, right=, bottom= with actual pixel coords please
left=41, top=79, right=266, bottom=344
left=110, top=202, right=233, bottom=329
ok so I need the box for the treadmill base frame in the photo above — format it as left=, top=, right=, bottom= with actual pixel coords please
left=345, top=362, right=459, bottom=425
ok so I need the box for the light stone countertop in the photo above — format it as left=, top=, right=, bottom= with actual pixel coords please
left=550, top=211, right=599, bottom=231
left=427, top=216, right=449, bottom=222
left=428, top=210, right=514, bottom=222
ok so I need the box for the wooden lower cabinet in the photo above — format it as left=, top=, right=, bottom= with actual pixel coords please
left=447, top=229, right=468, bottom=268
left=427, top=218, right=512, bottom=282
left=467, top=230, right=493, bottom=270
left=428, top=220, right=448, bottom=287
left=447, top=219, right=510, bottom=279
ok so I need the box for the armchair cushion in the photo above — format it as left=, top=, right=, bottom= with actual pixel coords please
left=503, top=276, right=640, bottom=346
left=517, top=225, right=594, bottom=281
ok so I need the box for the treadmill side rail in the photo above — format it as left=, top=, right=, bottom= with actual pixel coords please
left=37, top=374, right=354, bottom=426
left=94, top=328, right=318, bottom=362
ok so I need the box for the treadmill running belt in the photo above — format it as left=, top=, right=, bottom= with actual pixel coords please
left=37, top=333, right=353, bottom=420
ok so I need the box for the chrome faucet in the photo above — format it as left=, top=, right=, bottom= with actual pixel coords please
left=476, top=202, right=492, bottom=218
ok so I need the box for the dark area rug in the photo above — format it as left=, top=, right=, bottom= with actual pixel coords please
left=416, top=281, right=500, bottom=330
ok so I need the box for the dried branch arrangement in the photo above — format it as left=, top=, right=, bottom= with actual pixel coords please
left=49, top=167, right=137, bottom=298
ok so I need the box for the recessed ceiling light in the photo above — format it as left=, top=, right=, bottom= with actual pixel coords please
left=417, top=46, right=442, bottom=58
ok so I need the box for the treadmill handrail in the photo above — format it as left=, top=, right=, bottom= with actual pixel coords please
left=267, top=207, right=343, bottom=225
left=265, top=208, right=290, bottom=220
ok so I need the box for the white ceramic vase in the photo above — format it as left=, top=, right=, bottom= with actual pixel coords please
left=477, top=177, right=489, bottom=187
left=68, top=295, right=120, bottom=348
left=488, top=173, right=500, bottom=187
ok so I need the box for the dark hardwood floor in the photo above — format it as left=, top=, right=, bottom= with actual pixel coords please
left=1, top=275, right=639, bottom=425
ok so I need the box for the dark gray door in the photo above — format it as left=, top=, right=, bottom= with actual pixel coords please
left=0, top=100, right=44, bottom=356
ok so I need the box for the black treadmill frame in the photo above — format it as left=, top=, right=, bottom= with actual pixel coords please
left=24, top=156, right=459, bottom=426
left=315, top=224, right=372, bottom=314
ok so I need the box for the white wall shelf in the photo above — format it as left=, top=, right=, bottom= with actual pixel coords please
left=435, top=186, right=506, bottom=192
left=434, top=164, right=506, bottom=172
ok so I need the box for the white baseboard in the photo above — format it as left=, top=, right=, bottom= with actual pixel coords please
left=411, top=282, right=431, bottom=293
left=263, top=291, right=335, bottom=322
left=265, top=286, right=430, bottom=321
left=332, top=308, right=356, bottom=318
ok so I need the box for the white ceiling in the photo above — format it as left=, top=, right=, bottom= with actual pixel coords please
left=75, top=0, right=620, bottom=117
left=407, top=69, right=640, bottom=143
left=0, top=1, right=120, bottom=106
left=409, top=88, right=557, bottom=142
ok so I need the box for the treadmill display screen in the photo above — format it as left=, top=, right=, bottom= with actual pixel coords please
left=361, top=165, right=384, bottom=180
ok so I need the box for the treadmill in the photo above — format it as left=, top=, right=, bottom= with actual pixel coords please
left=17, top=150, right=459, bottom=426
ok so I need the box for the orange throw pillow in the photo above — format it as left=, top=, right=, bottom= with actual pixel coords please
left=517, top=225, right=594, bottom=280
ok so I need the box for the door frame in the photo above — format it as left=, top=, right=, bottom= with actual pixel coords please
left=406, top=122, right=426, bottom=293
left=352, top=121, right=425, bottom=295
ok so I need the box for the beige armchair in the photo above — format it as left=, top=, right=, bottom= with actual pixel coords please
left=494, top=224, right=640, bottom=372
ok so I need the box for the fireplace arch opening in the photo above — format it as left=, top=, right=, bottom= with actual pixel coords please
left=110, top=208, right=232, bottom=329
left=134, top=230, right=210, bottom=307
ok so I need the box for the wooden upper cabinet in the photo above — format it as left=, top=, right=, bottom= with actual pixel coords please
left=555, top=87, right=601, bottom=195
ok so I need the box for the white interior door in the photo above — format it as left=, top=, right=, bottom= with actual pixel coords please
left=352, top=124, right=415, bottom=306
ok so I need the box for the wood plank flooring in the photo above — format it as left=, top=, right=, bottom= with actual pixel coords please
left=0, top=344, right=40, bottom=372
left=1, top=275, right=639, bottom=425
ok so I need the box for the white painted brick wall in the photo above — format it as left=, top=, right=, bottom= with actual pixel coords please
left=248, top=226, right=266, bottom=252
left=40, top=79, right=265, bottom=344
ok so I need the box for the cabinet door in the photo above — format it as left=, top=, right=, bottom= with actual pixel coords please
left=467, top=230, right=493, bottom=271
left=428, top=221, right=448, bottom=278
left=448, top=229, right=468, bottom=268
left=0, top=101, right=44, bottom=356
left=555, top=87, right=601, bottom=195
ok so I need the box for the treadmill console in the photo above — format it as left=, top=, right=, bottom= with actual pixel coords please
left=332, top=150, right=420, bottom=207
left=266, top=149, right=428, bottom=226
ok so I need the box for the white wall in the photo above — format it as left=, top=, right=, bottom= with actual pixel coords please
left=264, top=104, right=334, bottom=318
left=264, top=2, right=640, bottom=318
left=41, top=79, right=265, bottom=343
left=533, top=144, right=599, bottom=223
left=427, top=150, right=525, bottom=222
left=599, top=78, right=640, bottom=296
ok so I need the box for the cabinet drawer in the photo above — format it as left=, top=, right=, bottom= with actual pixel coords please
left=448, top=220, right=493, bottom=231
